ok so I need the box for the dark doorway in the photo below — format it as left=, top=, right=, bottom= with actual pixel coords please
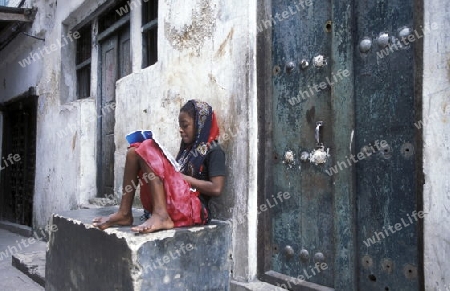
left=0, top=94, right=37, bottom=226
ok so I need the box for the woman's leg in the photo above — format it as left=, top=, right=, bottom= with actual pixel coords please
left=130, top=157, right=174, bottom=233
left=92, top=147, right=141, bottom=229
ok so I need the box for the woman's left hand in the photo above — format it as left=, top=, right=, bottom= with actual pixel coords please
left=180, top=173, right=224, bottom=197
left=181, top=174, right=193, bottom=184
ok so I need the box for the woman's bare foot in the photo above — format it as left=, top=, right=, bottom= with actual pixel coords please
left=92, top=212, right=133, bottom=230
left=131, top=213, right=174, bottom=233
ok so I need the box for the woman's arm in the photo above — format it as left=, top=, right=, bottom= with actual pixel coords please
left=182, top=174, right=225, bottom=197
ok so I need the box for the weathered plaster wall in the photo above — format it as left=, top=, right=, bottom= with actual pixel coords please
left=30, top=0, right=97, bottom=229
left=423, top=1, right=450, bottom=290
left=115, top=0, right=258, bottom=282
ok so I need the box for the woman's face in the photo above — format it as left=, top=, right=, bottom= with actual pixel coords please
left=178, top=111, right=196, bottom=144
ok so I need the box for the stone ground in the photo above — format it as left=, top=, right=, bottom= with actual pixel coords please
left=0, top=228, right=45, bottom=291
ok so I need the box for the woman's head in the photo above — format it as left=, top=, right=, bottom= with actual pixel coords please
left=179, top=101, right=196, bottom=144
left=176, top=100, right=220, bottom=175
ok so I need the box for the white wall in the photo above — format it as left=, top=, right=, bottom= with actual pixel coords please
left=423, top=1, right=450, bottom=290
left=31, top=0, right=104, bottom=227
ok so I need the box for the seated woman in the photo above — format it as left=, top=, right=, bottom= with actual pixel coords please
left=92, top=100, right=226, bottom=233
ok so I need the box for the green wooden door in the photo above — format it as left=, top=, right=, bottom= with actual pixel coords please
left=258, top=0, right=421, bottom=290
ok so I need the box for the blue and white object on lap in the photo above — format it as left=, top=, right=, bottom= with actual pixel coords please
left=126, top=130, right=153, bottom=144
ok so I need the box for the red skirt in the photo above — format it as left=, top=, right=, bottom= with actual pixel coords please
left=131, top=139, right=206, bottom=227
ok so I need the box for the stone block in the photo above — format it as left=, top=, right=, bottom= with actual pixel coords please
left=45, top=207, right=232, bottom=291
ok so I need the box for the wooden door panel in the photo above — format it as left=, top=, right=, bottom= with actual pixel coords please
left=119, top=28, right=131, bottom=78
left=354, top=1, right=419, bottom=290
left=98, top=26, right=131, bottom=198
left=102, top=42, right=118, bottom=105
left=99, top=35, right=118, bottom=197
left=101, top=134, right=115, bottom=196
left=266, top=0, right=335, bottom=288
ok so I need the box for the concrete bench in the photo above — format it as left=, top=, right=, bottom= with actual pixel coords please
left=45, top=207, right=232, bottom=291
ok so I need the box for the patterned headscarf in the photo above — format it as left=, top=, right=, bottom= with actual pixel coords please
left=176, top=100, right=220, bottom=178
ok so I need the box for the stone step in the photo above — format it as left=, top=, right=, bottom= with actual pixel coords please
left=231, top=280, right=287, bottom=291
left=12, top=251, right=46, bottom=287
left=45, top=207, right=232, bottom=291
left=0, top=220, right=48, bottom=287
left=0, top=220, right=33, bottom=237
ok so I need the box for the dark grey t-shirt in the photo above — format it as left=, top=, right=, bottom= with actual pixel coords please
left=198, top=143, right=226, bottom=203
left=199, top=144, right=226, bottom=179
